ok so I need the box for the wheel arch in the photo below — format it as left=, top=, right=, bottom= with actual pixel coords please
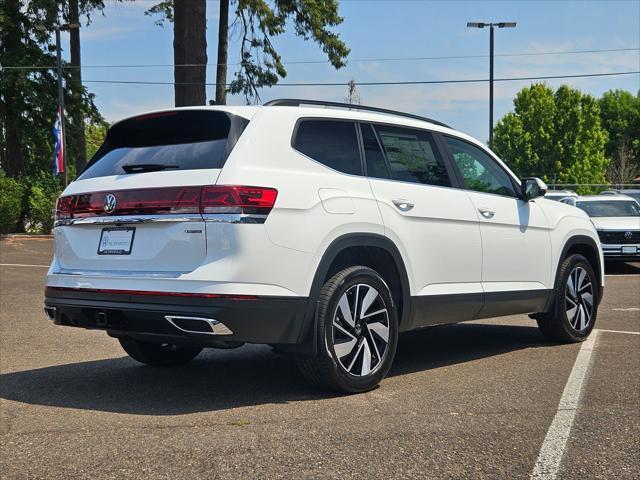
left=278, top=233, right=411, bottom=357
left=557, top=235, right=603, bottom=302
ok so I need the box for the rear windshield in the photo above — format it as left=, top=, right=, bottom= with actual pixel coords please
left=576, top=200, right=640, bottom=217
left=79, top=110, right=249, bottom=179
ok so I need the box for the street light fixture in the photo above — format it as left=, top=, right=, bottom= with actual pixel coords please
left=467, top=21, right=517, bottom=150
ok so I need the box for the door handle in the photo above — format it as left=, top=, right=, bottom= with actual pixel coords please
left=478, top=208, right=495, bottom=219
left=392, top=199, right=414, bottom=212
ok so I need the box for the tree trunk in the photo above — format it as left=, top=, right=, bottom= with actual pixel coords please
left=173, top=0, right=207, bottom=107
left=1, top=0, right=24, bottom=177
left=68, top=0, right=87, bottom=173
left=215, top=0, right=229, bottom=105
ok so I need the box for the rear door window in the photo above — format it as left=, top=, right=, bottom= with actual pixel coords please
left=79, top=110, right=249, bottom=180
left=293, top=120, right=362, bottom=175
left=374, top=125, right=451, bottom=187
left=361, top=123, right=391, bottom=179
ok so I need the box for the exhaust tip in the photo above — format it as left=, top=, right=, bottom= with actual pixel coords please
left=165, top=315, right=233, bottom=336
left=44, top=306, right=57, bottom=321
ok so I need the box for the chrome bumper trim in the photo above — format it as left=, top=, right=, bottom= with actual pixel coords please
left=601, top=243, right=640, bottom=255
left=54, top=213, right=267, bottom=227
left=202, top=213, right=267, bottom=224
left=51, top=268, right=187, bottom=278
left=54, top=214, right=202, bottom=227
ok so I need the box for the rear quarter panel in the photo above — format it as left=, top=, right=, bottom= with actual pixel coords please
left=216, top=109, right=386, bottom=296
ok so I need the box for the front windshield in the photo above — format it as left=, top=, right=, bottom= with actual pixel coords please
left=576, top=200, right=640, bottom=217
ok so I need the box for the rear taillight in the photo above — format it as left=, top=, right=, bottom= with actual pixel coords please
left=55, top=196, right=75, bottom=220
left=200, top=186, right=278, bottom=215
left=55, top=185, right=278, bottom=221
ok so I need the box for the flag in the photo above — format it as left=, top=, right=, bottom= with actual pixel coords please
left=53, top=107, right=64, bottom=175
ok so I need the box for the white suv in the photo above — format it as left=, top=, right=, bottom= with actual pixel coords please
left=45, top=99, right=604, bottom=392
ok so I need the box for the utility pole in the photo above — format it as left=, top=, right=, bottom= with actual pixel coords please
left=52, top=20, right=80, bottom=186
left=467, top=21, right=517, bottom=150
left=489, top=25, right=494, bottom=151
left=55, top=25, right=68, bottom=187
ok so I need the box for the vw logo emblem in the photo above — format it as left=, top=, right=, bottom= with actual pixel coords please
left=624, top=231, right=633, bottom=240
left=104, top=194, right=117, bottom=214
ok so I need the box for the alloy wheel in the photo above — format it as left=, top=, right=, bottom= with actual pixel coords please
left=565, top=266, right=594, bottom=331
left=330, top=283, right=390, bottom=376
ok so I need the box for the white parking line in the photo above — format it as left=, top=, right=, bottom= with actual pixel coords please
left=611, top=307, right=640, bottom=312
left=0, top=263, right=49, bottom=268
left=531, top=330, right=600, bottom=480
left=597, top=328, right=640, bottom=335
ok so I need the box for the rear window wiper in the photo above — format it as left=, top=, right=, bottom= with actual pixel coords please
left=121, top=164, right=180, bottom=174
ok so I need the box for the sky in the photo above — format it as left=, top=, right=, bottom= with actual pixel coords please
left=59, top=0, right=640, bottom=142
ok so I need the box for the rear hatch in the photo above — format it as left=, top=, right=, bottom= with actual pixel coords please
left=53, top=109, right=249, bottom=275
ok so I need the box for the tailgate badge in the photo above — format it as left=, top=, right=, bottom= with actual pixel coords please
left=104, top=194, right=117, bottom=214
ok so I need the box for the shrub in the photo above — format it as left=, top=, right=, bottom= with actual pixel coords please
left=0, top=171, right=25, bottom=234
left=25, top=173, right=63, bottom=234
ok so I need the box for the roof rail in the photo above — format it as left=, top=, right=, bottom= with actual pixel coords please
left=263, top=98, right=452, bottom=129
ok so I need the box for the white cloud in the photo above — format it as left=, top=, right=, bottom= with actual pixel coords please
left=81, top=24, right=140, bottom=41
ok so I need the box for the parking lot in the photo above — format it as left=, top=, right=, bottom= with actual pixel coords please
left=0, top=237, right=638, bottom=479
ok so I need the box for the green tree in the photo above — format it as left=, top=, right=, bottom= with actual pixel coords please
left=26, top=171, right=63, bottom=233
left=0, top=171, right=25, bottom=233
left=64, top=0, right=111, bottom=173
left=0, top=0, right=102, bottom=178
left=147, top=0, right=350, bottom=104
left=85, top=122, right=108, bottom=160
left=493, top=83, right=557, bottom=177
left=1, top=1, right=105, bottom=232
left=598, top=89, right=640, bottom=180
left=493, top=83, right=608, bottom=193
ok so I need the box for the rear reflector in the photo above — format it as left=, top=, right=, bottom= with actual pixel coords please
left=55, top=185, right=277, bottom=220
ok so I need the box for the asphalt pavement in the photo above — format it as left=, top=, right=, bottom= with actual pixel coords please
left=1, top=237, right=638, bottom=479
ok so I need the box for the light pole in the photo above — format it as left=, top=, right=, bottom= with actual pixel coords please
left=467, top=21, right=516, bottom=150
left=53, top=22, right=80, bottom=187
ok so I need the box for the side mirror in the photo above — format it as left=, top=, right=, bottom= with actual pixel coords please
left=522, top=177, right=548, bottom=201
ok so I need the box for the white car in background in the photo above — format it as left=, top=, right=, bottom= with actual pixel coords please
left=599, top=189, right=640, bottom=205
left=562, top=196, right=640, bottom=263
left=544, top=190, right=578, bottom=202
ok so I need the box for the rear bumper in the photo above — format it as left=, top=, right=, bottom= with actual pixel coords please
left=44, top=287, right=310, bottom=348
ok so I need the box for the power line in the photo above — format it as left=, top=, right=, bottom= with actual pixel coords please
left=80, top=70, right=640, bottom=87
left=2, top=47, right=638, bottom=70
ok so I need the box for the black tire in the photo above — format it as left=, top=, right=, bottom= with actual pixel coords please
left=119, top=337, right=202, bottom=366
left=296, top=266, right=399, bottom=393
left=536, top=254, right=599, bottom=343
